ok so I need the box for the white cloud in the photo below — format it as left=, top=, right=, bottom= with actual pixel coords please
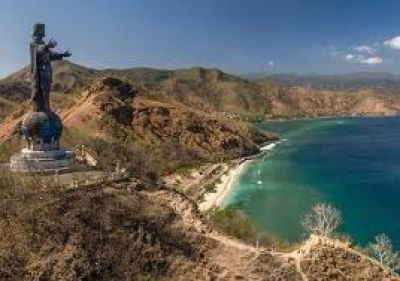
left=344, top=54, right=355, bottom=60
left=343, top=53, right=383, bottom=64
left=267, top=60, right=274, bottom=67
left=354, top=45, right=375, bottom=54
left=361, top=56, right=383, bottom=64
left=384, top=36, right=400, bottom=49
left=337, top=40, right=386, bottom=65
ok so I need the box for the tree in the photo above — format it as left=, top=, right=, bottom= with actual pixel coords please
left=301, top=203, right=341, bottom=237
left=368, top=233, right=400, bottom=272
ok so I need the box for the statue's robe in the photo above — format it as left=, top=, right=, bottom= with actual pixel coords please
left=30, top=41, right=64, bottom=112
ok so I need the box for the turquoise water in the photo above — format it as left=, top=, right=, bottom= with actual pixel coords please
left=222, top=117, right=400, bottom=248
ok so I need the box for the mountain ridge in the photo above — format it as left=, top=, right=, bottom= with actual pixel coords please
left=251, top=72, right=400, bottom=91
left=2, top=60, right=400, bottom=121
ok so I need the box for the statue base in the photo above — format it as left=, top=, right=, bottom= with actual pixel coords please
left=10, top=148, right=75, bottom=173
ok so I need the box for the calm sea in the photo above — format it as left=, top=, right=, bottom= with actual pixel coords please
left=222, top=117, right=400, bottom=249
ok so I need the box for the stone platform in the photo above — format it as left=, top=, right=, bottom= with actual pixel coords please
left=10, top=148, right=75, bottom=173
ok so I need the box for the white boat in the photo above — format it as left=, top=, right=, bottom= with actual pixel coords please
left=257, top=169, right=263, bottom=185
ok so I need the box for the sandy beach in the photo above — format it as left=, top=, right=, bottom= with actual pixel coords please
left=199, top=141, right=281, bottom=212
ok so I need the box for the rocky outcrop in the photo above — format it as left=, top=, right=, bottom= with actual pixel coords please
left=62, top=77, right=276, bottom=161
left=131, top=98, right=273, bottom=160
left=301, top=244, right=397, bottom=280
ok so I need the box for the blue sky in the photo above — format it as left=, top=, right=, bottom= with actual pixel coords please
left=2, top=0, right=400, bottom=77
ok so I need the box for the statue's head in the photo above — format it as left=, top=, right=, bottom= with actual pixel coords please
left=32, top=23, right=45, bottom=39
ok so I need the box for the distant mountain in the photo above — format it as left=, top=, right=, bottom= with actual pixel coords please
left=251, top=72, right=400, bottom=91
left=3, top=61, right=400, bottom=121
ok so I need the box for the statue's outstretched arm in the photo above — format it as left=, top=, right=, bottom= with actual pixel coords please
left=49, top=49, right=72, bottom=61
left=49, top=50, right=65, bottom=61
left=46, top=39, right=71, bottom=61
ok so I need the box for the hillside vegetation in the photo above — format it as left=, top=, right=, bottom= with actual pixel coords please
left=253, top=72, right=400, bottom=91
left=0, top=172, right=398, bottom=280
left=0, top=76, right=276, bottom=184
left=258, top=84, right=400, bottom=119
left=3, top=61, right=400, bottom=121
left=1, top=62, right=400, bottom=280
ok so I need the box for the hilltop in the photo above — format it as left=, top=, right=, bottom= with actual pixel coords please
left=3, top=61, right=400, bottom=121
left=2, top=61, right=267, bottom=117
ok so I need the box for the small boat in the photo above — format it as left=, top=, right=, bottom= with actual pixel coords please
left=257, top=169, right=263, bottom=185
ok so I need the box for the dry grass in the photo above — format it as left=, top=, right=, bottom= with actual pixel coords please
left=0, top=173, right=209, bottom=280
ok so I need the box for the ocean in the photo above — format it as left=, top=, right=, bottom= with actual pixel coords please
left=222, top=117, right=400, bottom=249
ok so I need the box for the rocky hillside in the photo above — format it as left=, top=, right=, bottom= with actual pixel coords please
left=62, top=77, right=275, bottom=159
left=3, top=61, right=400, bottom=120
left=0, top=175, right=397, bottom=280
left=259, top=84, right=400, bottom=118
left=1, top=63, right=399, bottom=279
left=0, top=77, right=276, bottom=180
left=2, top=61, right=267, bottom=117
left=256, top=72, right=400, bottom=91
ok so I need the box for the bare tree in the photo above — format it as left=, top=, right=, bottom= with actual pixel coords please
left=368, top=233, right=400, bottom=272
left=301, top=203, right=341, bottom=237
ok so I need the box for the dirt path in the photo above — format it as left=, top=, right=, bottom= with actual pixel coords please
left=207, top=232, right=258, bottom=252
left=278, top=236, right=322, bottom=281
left=156, top=182, right=396, bottom=280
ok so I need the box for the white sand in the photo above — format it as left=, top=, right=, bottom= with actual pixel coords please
left=199, top=161, right=248, bottom=211
left=199, top=141, right=281, bottom=212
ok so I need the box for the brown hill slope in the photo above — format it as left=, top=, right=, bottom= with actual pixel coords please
left=2, top=61, right=268, bottom=117
left=0, top=61, right=97, bottom=121
left=0, top=77, right=276, bottom=180
left=61, top=77, right=275, bottom=162
left=0, top=176, right=397, bottom=280
left=259, top=84, right=400, bottom=118
left=4, top=60, right=98, bottom=93
left=3, top=61, right=400, bottom=119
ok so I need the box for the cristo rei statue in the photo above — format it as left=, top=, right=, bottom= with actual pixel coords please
left=10, top=23, right=75, bottom=172
left=30, top=23, right=71, bottom=112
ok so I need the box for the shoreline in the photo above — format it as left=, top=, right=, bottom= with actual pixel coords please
left=199, top=115, right=376, bottom=212
left=265, top=114, right=400, bottom=122
left=199, top=140, right=282, bottom=212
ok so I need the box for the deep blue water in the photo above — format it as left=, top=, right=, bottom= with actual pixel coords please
left=222, top=117, right=400, bottom=249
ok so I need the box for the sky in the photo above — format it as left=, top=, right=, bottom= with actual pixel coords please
left=2, top=0, right=400, bottom=77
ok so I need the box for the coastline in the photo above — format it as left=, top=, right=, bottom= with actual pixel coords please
left=199, top=140, right=281, bottom=212
left=265, top=113, right=400, bottom=122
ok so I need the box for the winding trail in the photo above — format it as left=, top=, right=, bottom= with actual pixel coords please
left=163, top=164, right=397, bottom=280
left=151, top=176, right=399, bottom=280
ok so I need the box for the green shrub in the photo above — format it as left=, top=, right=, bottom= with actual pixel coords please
left=203, top=182, right=217, bottom=193
left=259, top=233, right=293, bottom=251
left=210, top=207, right=257, bottom=243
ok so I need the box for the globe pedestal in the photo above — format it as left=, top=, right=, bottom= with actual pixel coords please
left=9, top=111, right=75, bottom=173
left=10, top=148, right=75, bottom=173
